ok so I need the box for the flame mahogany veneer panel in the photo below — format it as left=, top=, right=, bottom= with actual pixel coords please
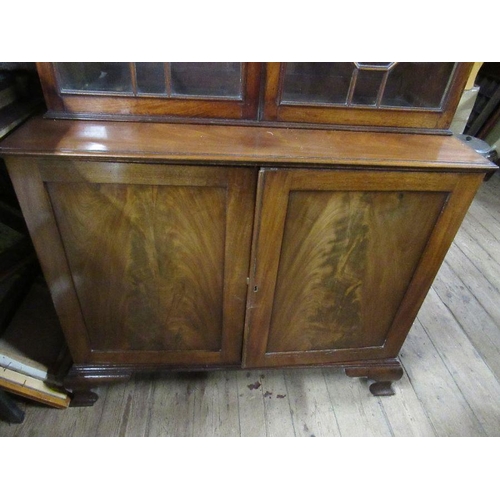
left=268, top=190, right=448, bottom=352
left=47, top=182, right=226, bottom=352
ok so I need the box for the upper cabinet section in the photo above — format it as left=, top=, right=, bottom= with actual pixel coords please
left=36, top=62, right=473, bottom=132
left=263, top=62, right=473, bottom=130
left=37, top=62, right=261, bottom=120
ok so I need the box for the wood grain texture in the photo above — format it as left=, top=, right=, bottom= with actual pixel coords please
left=48, top=182, right=226, bottom=352
left=268, top=190, right=447, bottom=352
left=384, top=173, right=486, bottom=356
left=0, top=116, right=495, bottom=172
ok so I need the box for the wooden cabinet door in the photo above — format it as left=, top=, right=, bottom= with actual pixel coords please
left=262, top=63, right=472, bottom=130
left=37, top=63, right=262, bottom=121
left=8, top=159, right=256, bottom=367
left=243, top=168, right=483, bottom=368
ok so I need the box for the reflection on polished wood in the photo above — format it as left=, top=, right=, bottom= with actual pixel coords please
left=0, top=116, right=492, bottom=170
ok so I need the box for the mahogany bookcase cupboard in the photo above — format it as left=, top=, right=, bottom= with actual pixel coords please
left=0, top=62, right=496, bottom=406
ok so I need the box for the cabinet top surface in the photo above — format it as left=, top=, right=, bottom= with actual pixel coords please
left=0, top=115, right=495, bottom=171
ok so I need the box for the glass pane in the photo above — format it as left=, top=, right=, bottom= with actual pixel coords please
left=170, top=62, right=241, bottom=98
left=282, top=63, right=354, bottom=104
left=135, top=63, right=166, bottom=94
left=56, top=63, right=132, bottom=93
left=352, top=70, right=385, bottom=106
left=382, top=62, right=455, bottom=108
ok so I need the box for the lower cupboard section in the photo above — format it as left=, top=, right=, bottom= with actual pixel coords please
left=5, top=157, right=487, bottom=405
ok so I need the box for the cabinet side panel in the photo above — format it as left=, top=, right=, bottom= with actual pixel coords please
left=47, top=182, right=226, bottom=352
left=4, top=157, right=91, bottom=362
left=267, top=190, right=448, bottom=353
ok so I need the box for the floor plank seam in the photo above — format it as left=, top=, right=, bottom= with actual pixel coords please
left=144, top=375, right=157, bottom=437
left=440, top=256, right=500, bottom=331
left=466, top=210, right=500, bottom=245
left=474, top=201, right=500, bottom=226
left=474, top=191, right=500, bottom=226
left=234, top=372, right=243, bottom=438
left=451, top=241, right=500, bottom=294
left=416, top=318, right=488, bottom=437
left=430, top=283, right=500, bottom=386
left=191, top=378, right=197, bottom=437
left=281, top=371, right=298, bottom=437
left=144, top=375, right=156, bottom=438
left=399, top=347, right=442, bottom=437
left=457, top=230, right=500, bottom=278
left=460, top=224, right=500, bottom=269
left=320, top=369, right=342, bottom=437
left=262, top=375, right=270, bottom=437
left=86, top=386, right=109, bottom=437
left=464, top=197, right=500, bottom=229
left=377, top=399, right=395, bottom=437
left=117, top=381, right=134, bottom=437
left=321, top=368, right=344, bottom=437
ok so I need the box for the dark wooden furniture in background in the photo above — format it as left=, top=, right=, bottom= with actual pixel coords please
left=464, top=63, right=500, bottom=140
left=0, top=63, right=496, bottom=406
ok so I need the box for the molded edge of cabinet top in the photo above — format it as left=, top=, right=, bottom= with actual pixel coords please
left=0, top=115, right=496, bottom=172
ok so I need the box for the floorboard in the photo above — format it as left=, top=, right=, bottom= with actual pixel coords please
left=400, top=320, right=485, bottom=437
left=236, top=370, right=267, bottom=437
left=285, top=368, right=342, bottom=437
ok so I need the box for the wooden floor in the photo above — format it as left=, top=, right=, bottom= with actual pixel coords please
left=1, top=172, right=500, bottom=437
